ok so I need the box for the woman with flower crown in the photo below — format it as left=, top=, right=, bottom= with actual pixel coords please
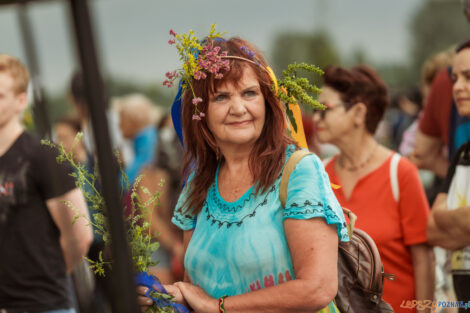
left=138, top=26, right=349, bottom=313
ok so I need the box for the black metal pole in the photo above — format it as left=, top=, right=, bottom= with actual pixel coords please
left=16, top=1, right=51, bottom=139
left=67, top=1, right=139, bottom=312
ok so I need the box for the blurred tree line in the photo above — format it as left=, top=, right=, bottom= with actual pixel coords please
left=271, top=0, right=470, bottom=100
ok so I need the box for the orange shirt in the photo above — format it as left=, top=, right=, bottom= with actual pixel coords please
left=325, top=154, right=430, bottom=313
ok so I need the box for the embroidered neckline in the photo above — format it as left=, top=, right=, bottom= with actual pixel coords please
left=176, top=144, right=298, bottom=227
left=205, top=144, right=297, bottom=223
left=213, top=163, right=255, bottom=213
left=205, top=184, right=276, bottom=228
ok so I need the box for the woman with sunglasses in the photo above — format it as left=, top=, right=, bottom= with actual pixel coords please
left=314, top=65, right=433, bottom=313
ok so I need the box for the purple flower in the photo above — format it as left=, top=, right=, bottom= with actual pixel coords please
left=241, top=46, right=255, bottom=59
left=192, top=97, right=203, bottom=105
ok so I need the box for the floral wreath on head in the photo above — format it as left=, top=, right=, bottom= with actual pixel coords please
left=163, top=23, right=326, bottom=148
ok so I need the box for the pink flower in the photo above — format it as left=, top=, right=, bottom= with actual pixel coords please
left=215, top=73, right=223, bottom=79
left=192, top=97, right=203, bottom=105
left=169, top=29, right=176, bottom=37
left=162, top=80, right=173, bottom=88
left=192, top=114, right=201, bottom=120
left=165, top=71, right=177, bottom=79
left=194, top=71, right=207, bottom=80
left=198, top=60, right=209, bottom=70
left=199, top=112, right=205, bottom=117
left=168, top=39, right=175, bottom=45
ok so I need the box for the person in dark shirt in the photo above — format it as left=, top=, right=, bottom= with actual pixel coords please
left=427, top=40, right=470, bottom=313
left=0, top=54, right=92, bottom=313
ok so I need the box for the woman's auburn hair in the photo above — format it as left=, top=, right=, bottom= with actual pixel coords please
left=180, top=37, right=296, bottom=215
left=322, top=65, right=389, bottom=134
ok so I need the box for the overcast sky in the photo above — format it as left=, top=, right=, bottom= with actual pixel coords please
left=0, top=0, right=422, bottom=94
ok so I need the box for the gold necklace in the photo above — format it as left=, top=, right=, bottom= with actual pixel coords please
left=338, top=143, right=378, bottom=172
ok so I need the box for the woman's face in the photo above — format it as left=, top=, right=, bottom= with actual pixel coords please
left=206, top=65, right=266, bottom=150
left=452, top=48, right=470, bottom=117
left=313, top=86, right=355, bottom=144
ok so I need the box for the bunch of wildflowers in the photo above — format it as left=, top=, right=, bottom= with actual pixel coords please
left=41, top=137, right=179, bottom=313
left=163, top=23, right=228, bottom=120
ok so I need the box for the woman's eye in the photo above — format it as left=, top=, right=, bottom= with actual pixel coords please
left=214, top=94, right=227, bottom=101
left=244, top=90, right=257, bottom=97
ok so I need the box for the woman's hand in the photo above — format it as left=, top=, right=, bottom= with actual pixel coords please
left=164, top=284, right=185, bottom=304
left=174, top=282, right=219, bottom=313
left=136, top=286, right=153, bottom=313
left=136, top=284, right=185, bottom=313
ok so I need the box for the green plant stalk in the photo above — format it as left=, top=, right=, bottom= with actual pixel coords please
left=42, top=137, right=177, bottom=313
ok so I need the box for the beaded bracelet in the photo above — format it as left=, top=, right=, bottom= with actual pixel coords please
left=218, top=295, right=228, bottom=313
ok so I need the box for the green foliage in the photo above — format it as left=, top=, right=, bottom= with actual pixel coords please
left=276, top=62, right=325, bottom=132
left=41, top=136, right=175, bottom=313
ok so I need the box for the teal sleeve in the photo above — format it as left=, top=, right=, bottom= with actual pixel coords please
left=172, top=174, right=197, bottom=231
left=283, top=154, right=350, bottom=242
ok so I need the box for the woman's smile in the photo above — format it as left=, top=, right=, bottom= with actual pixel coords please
left=226, top=120, right=252, bottom=127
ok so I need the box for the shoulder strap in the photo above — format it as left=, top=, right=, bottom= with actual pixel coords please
left=279, top=150, right=358, bottom=239
left=279, top=150, right=311, bottom=208
left=322, top=156, right=333, bottom=167
left=390, top=153, right=401, bottom=202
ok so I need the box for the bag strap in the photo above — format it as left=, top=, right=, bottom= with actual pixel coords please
left=279, top=150, right=310, bottom=208
left=279, top=150, right=357, bottom=239
left=322, top=156, right=333, bottom=167
left=390, top=153, right=401, bottom=202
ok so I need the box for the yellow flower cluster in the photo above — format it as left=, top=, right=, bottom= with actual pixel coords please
left=173, top=23, right=225, bottom=79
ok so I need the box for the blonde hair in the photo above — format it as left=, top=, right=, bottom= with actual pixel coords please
left=113, top=93, right=161, bottom=128
left=421, top=47, right=455, bottom=88
left=0, top=54, right=30, bottom=94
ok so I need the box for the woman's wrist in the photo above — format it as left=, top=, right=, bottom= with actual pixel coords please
left=218, top=295, right=228, bottom=313
left=205, top=296, right=220, bottom=313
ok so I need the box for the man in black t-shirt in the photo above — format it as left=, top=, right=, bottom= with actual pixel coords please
left=0, top=54, right=93, bottom=313
left=427, top=41, right=470, bottom=313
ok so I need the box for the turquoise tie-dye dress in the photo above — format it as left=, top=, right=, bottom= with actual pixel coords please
left=172, top=146, right=349, bottom=312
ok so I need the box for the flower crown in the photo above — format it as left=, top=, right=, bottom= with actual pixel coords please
left=163, top=23, right=325, bottom=132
